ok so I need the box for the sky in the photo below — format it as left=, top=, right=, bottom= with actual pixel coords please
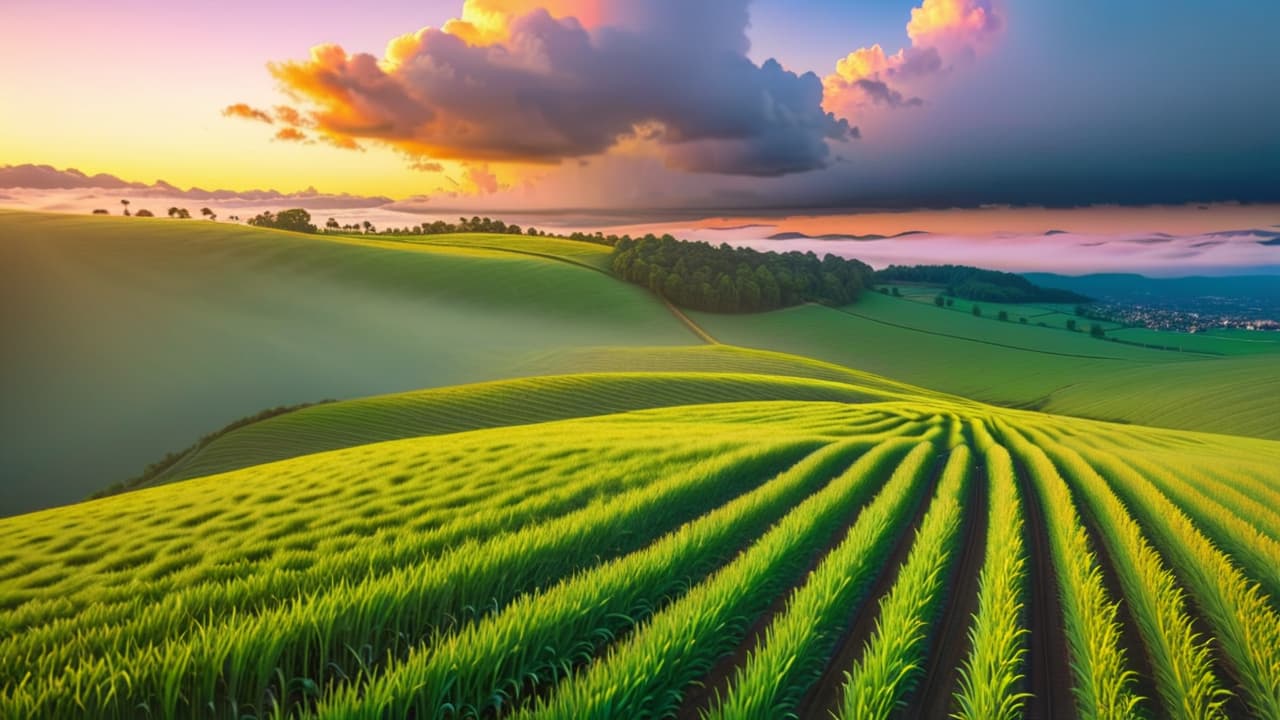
left=2, top=0, right=1278, bottom=210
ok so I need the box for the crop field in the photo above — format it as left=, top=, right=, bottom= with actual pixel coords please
left=0, top=211, right=692, bottom=513
left=2, top=393, right=1277, bottom=719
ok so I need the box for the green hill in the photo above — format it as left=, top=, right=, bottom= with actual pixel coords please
left=0, top=211, right=694, bottom=514
left=4, top=209, right=1277, bottom=518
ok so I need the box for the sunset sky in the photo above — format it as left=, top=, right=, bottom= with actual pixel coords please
left=2, top=0, right=1278, bottom=209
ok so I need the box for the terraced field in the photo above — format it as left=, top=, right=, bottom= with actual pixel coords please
left=2, top=390, right=1277, bottom=719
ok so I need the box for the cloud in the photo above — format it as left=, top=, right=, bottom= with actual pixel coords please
left=824, top=0, right=1002, bottom=118
left=274, top=127, right=311, bottom=143
left=853, top=79, right=924, bottom=108
left=222, top=103, right=274, bottom=124
left=250, top=0, right=852, bottom=177
left=906, top=0, right=1002, bottom=51
left=273, top=105, right=306, bottom=126
left=463, top=164, right=501, bottom=194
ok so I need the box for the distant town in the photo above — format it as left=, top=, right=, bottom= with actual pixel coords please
left=1089, top=301, right=1280, bottom=333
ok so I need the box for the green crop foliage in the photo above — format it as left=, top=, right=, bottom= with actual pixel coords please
left=1033, top=429, right=1231, bottom=719
left=951, top=421, right=1029, bottom=720
left=1082, top=449, right=1280, bottom=719
left=703, top=438, right=941, bottom=719
left=835, top=444, right=970, bottom=718
left=0, top=377, right=1276, bottom=719
left=995, top=421, right=1143, bottom=720
left=516, top=437, right=920, bottom=720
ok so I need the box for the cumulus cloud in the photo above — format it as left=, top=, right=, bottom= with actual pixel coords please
left=825, top=0, right=1002, bottom=117
left=253, top=0, right=852, bottom=177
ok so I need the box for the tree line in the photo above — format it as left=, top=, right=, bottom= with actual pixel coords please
left=611, top=235, right=874, bottom=313
left=322, top=215, right=551, bottom=237
left=874, top=264, right=1091, bottom=303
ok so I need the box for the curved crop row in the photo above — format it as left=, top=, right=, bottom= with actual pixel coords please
left=951, top=420, right=1028, bottom=720
left=702, top=440, right=940, bottom=719
left=1, top=438, right=753, bottom=656
left=4, top=440, right=822, bottom=718
left=312, top=439, right=909, bottom=719
left=463, top=437, right=917, bottom=720
left=1080, top=449, right=1280, bottom=719
left=1030, top=429, right=1230, bottom=720
left=995, top=421, right=1142, bottom=720
left=835, top=444, right=971, bottom=718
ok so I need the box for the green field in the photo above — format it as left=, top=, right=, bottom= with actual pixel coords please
left=1, top=209, right=1278, bottom=719
left=0, top=212, right=693, bottom=513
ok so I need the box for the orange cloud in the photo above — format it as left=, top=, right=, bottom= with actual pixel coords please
left=320, top=135, right=364, bottom=152
left=222, top=103, right=272, bottom=124
left=274, top=127, right=311, bottom=143
left=825, top=0, right=1001, bottom=118
left=274, top=105, right=306, bottom=126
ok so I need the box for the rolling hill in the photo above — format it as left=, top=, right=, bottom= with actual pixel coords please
left=0, top=211, right=694, bottom=513
left=1, top=209, right=1278, bottom=719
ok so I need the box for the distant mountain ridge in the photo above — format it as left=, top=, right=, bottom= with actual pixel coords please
left=768, top=230, right=928, bottom=241
left=1023, top=272, right=1280, bottom=302
left=0, top=163, right=391, bottom=208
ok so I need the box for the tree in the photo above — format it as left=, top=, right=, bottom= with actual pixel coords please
left=92, top=209, right=109, bottom=215
left=326, top=218, right=341, bottom=232
left=1066, top=319, right=1079, bottom=332
left=134, top=209, right=154, bottom=217
left=120, top=199, right=131, bottom=216
left=891, top=287, right=901, bottom=297
left=167, top=207, right=190, bottom=219
left=200, top=207, right=217, bottom=221
left=362, top=221, right=375, bottom=234
left=972, top=305, right=982, bottom=317
left=946, top=298, right=955, bottom=307
left=1090, top=322, right=1106, bottom=338
left=998, top=310, right=1009, bottom=321
left=1019, top=317, right=1028, bottom=324
left=662, top=273, right=684, bottom=301
left=934, top=294, right=945, bottom=307
left=246, top=208, right=318, bottom=234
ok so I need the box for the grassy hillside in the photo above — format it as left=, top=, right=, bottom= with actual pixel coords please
left=692, top=295, right=1280, bottom=438
left=402, top=233, right=615, bottom=271
left=2, top=397, right=1277, bottom=719
left=1041, top=354, right=1280, bottom=438
left=0, top=211, right=693, bottom=514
